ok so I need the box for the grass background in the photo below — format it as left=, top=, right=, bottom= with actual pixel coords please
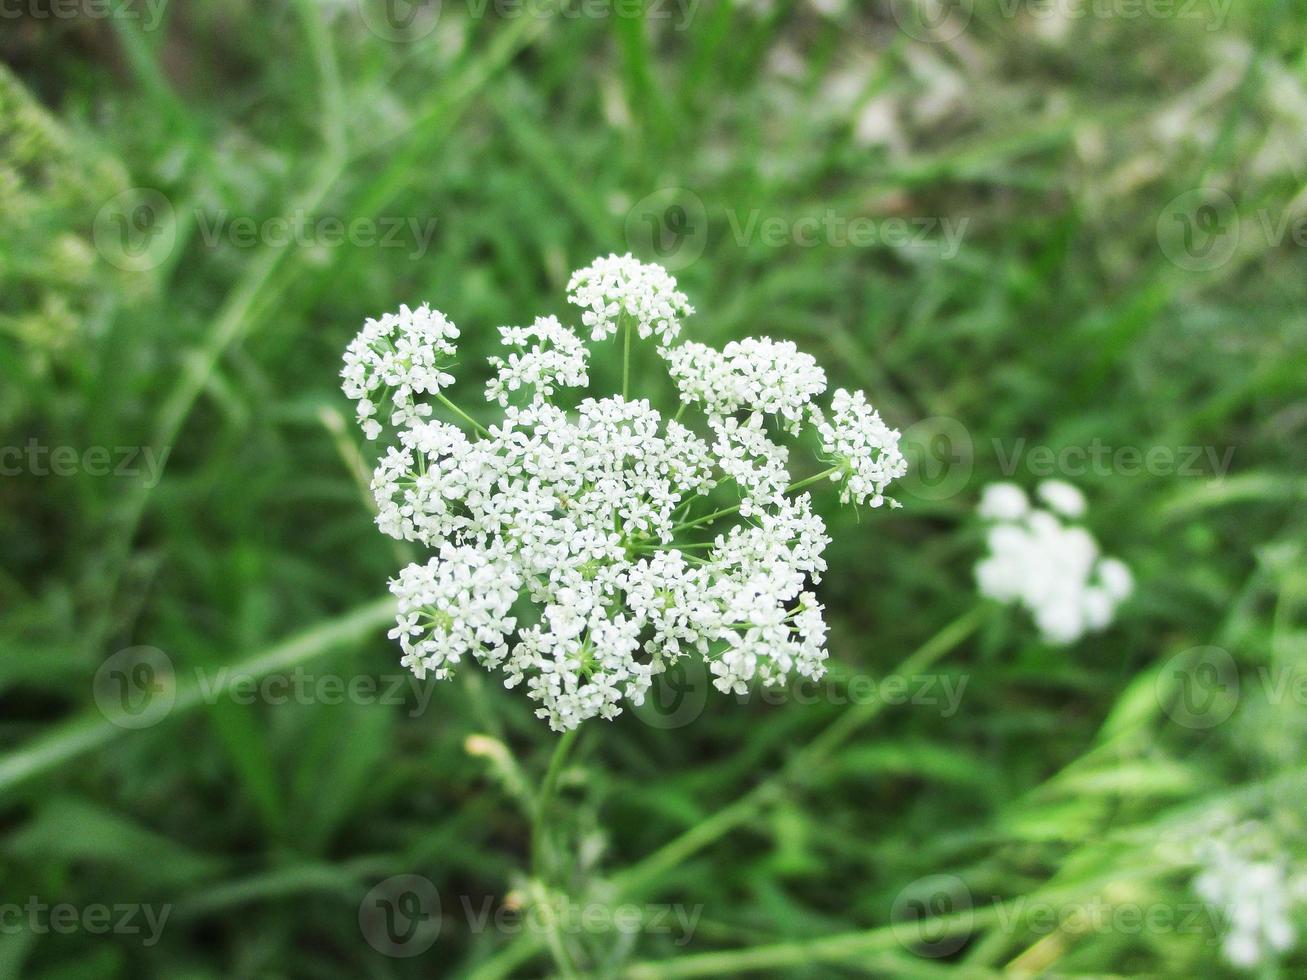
left=2, top=0, right=1306, bottom=976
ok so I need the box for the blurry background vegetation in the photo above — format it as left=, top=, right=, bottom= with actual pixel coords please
left=2, top=0, right=1306, bottom=976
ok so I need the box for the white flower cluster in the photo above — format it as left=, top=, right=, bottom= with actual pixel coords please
left=663, top=337, right=826, bottom=434
left=341, top=303, right=459, bottom=439
left=345, top=255, right=909, bottom=730
left=485, top=315, right=589, bottom=407
left=974, top=481, right=1133, bottom=644
left=1194, top=821, right=1302, bottom=969
left=812, top=388, right=907, bottom=508
left=566, top=252, right=693, bottom=344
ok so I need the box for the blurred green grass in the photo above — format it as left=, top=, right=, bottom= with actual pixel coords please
left=2, top=0, right=1306, bottom=977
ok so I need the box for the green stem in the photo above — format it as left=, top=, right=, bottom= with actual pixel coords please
left=436, top=391, right=490, bottom=436
left=531, top=726, right=582, bottom=977
left=672, top=465, right=844, bottom=534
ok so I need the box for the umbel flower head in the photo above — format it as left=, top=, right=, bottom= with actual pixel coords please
left=1193, top=820, right=1303, bottom=969
left=344, top=254, right=908, bottom=731
left=974, top=480, right=1133, bottom=645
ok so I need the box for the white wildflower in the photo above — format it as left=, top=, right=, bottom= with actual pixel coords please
left=389, top=544, right=521, bottom=679
left=345, top=256, right=910, bottom=730
left=485, top=315, right=589, bottom=407
left=977, top=481, right=1029, bottom=521
left=1194, top=821, right=1301, bottom=970
left=663, top=337, right=826, bottom=433
left=812, top=388, right=908, bottom=508
left=341, top=303, right=459, bottom=439
left=566, top=252, right=693, bottom=344
left=975, top=483, right=1133, bottom=644
left=1036, top=478, right=1088, bottom=518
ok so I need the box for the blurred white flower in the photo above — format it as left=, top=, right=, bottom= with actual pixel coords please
left=1036, top=478, right=1087, bottom=518
left=1194, top=821, right=1300, bottom=970
left=977, top=481, right=1029, bottom=521
left=344, top=257, right=909, bottom=730
left=975, top=483, right=1132, bottom=644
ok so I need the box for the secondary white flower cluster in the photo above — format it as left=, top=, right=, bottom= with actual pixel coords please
left=342, top=303, right=459, bottom=440
left=974, top=481, right=1133, bottom=644
left=566, top=252, right=692, bottom=344
left=345, top=254, right=909, bottom=730
left=1194, top=821, right=1302, bottom=969
left=663, top=337, right=826, bottom=434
